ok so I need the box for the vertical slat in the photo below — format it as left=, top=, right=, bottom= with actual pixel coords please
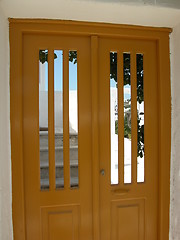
left=118, top=51, right=124, bottom=186
left=63, top=50, right=70, bottom=189
left=131, top=52, right=137, bottom=184
left=91, top=36, right=100, bottom=240
left=48, top=49, right=56, bottom=190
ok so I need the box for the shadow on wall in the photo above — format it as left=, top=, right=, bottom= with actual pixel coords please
left=77, top=0, right=180, bottom=9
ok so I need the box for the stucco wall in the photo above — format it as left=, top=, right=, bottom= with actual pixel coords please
left=170, top=23, right=180, bottom=240
left=0, top=4, right=13, bottom=240
left=0, top=2, right=180, bottom=240
left=1, top=1, right=180, bottom=28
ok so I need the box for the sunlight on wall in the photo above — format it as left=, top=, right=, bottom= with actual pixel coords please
left=0, top=3, right=13, bottom=240
left=0, top=1, right=180, bottom=239
left=170, top=22, right=180, bottom=240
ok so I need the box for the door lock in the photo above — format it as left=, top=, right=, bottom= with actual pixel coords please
left=100, top=169, right=105, bottom=176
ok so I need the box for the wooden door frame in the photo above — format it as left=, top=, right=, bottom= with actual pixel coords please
left=9, top=19, right=171, bottom=240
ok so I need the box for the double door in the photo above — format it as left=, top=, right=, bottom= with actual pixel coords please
left=17, top=30, right=160, bottom=240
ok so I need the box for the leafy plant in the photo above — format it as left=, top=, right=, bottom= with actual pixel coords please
left=39, top=50, right=57, bottom=64
left=39, top=50, right=77, bottom=65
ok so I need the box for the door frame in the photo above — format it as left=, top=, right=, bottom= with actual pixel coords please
left=9, top=19, right=171, bottom=240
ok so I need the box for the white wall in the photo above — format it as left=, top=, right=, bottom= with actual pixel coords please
left=170, top=23, right=180, bottom=240
left=2, top=0, right=180, bottom=28
left=0, top=4, right=13, bottom=240
left=0, top=1, right=180, bottom=239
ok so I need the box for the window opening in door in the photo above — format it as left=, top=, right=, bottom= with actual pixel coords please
left=69, top=50, right=79, bottom=188
left=137, top=53, right=145, bottom=183
left=110, top=51, right=118, bottom=185
left=54, top=50, right=64, bottom=189
left=39, top=49, right=49, bottom=190
left=123, top=53, right=132, bottom=184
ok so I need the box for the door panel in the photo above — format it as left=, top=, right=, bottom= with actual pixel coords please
left=99, top=38, right=158, bottom=240
left=111, top=199, right=145, bottom=240
left=18, top=28, right=164, bottom=240
left=10, top=20, right=171, bottom=240
left=23, top=34, right=92, bottom=240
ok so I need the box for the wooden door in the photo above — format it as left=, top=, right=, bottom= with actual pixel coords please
left=99, top=38, right=158, bottom=240
left=10, top=20, right=171, bottom=240
left=23, top=34, right=92, bottom=240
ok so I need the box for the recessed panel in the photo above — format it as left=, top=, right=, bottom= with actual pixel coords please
left=118, top=206, right=138, bottom=240
left=41, top=205, right=79, bottom=240
left=49, top=212, right=73, bottom=240
left=111, top=199, right=145, bottom=240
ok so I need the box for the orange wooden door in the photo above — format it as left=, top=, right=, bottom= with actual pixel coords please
left=23, top=34, right=92, bottom=240
left=11, top=22, right=170, bottom=240
left=99, top=38, right=158, bottom=240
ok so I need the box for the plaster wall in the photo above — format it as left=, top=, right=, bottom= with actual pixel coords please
left=0, top=1, right=180, bottom=240
left=170, top=23, right=180, bottom=240
left=0, top=3, right=13, bottom=240
left=2, top=0, right=180, bottom=28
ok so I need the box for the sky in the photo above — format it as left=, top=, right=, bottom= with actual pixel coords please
left=54, top=50, right=77, bottom=91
